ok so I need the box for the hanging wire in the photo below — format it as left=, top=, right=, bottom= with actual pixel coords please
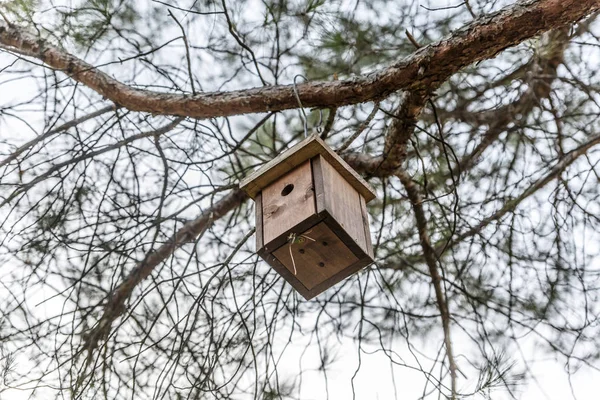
left=292, top=74, right=309, bottom=137
left=287, top=230, right=316, bottom=275
left=293, top=74, right=324, bottom=137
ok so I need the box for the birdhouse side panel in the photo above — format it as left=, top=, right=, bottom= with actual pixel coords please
left=255, top=192, right=264, bottom=251
left=359, top=195, right=374, bottom=259
left=261, top=160, right=317, bottom=247
left=313, top=155, right=370, bottom=256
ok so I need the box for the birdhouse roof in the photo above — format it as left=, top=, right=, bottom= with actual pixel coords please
left=239, top=134, right=376, bottom=202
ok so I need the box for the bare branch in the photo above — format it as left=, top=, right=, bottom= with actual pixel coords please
left=458, top=27, right=572, bottom=173
left=0, top=117, right=184, bottom=207
left=167, top=9, right=197, bottom=95
left=397, top=170, right=459, bottom=398
left=82, top=188, right=248, bottom=354
left=445, top=132, right=600, bottom=251
left=0, top=104, right=118, bottom=168
left=337, top=101, right=379, bottom=153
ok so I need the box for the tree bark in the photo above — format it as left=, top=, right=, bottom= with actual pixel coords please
left=0, top=0, right=597, bottom=119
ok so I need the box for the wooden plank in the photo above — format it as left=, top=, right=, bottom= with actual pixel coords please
left=262, top=160, right=316, bottom=246
left=258, top=248, right=313, bottom=299
left=320, top=156, right=368, bottom=254
left=359, top=195, right=374, bottom=259
left=263, top=213, right=323, bottom=254
left=258, top=217, right=372, bottom=300
left=322, top=212, right=368, bottom=260
left=272, top=222, right=358, bottom=291
left=303, top=256, right=372, bottom=299
left=240, top=137, right=321, bottom=199
left=239, top=134, right=376, bottom=202
left=263, top=252, right=372, bottom=300
left=255, top=192, right=264, bottom=252
left=311, top=156, right=326, bottom=214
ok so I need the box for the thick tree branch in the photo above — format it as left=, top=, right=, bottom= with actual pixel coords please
left=380, top=90, right=429, bottom=174
left=0, top=0, right=597, bottom=119
left=458, top=27, right=571, bottom=172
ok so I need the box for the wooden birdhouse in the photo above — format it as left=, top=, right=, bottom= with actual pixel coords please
left=239, top=134, right=376, bottom=299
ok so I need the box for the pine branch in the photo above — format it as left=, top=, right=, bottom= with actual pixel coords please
left=0, top=0, right=596, bottom=118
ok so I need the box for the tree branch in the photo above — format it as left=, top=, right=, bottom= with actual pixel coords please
left=82, top=188, right=248, bottom=354
left=380, top=90, right=429, bottom=174
left=445, top=132, right=600, bottom=251
left=0, top=0, right=597, bottom=119
left=337, top=101, right=379, bottom=153
left=0, top=117, right=184, bottom=208
left=381, top=132, right=600, bottom=271
left=457, top=26, right=572, bottom=172
left=397, top=170, right=459, bottom=398
left=0, top=104, right=118, bottom=168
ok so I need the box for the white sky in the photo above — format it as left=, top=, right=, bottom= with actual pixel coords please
left=1, top=0, right=600, bottom=399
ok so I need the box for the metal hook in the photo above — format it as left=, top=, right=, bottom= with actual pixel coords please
left=316, top=108, right=323, bottom=134
left=292, top=74, right=309, bottom=138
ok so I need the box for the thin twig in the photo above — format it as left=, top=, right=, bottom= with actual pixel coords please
left=0, top=8, right=11, bottom=25
left=444, top=132, right=600, bottom=251
left=405, top=29, right=421, bottom=49
left=0, top=104, right=118, bottom=168
left=464, top=0, right=477, bottom=18
left=337, top=102, right=379, bottom=153
left=152, top=0, right=224, bottom=15
left=0, top=118, right=183, bottom=208
left=220, top=0, right=267, bottom=85
left=168, top=9, right=197, bottom=95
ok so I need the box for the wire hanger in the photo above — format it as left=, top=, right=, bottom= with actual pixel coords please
left=292, top=74, right=323, bottom=138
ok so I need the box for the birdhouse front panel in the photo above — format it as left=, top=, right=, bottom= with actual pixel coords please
left=239, top=135, right=376, bottom=299
left=261, top=159, right=316, bottom=246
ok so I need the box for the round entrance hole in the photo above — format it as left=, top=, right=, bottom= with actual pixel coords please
left=281, top=184, right=294, bottom=196
left=318, top=262, right=325, bottom=268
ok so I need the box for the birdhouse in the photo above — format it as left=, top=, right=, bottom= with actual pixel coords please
left=239, top=134, right=376, bottom=299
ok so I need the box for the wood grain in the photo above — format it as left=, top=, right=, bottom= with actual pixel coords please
left=359, top=195, right=374, bottom=259
left=303, top=255, right=372, bottom=299
left=262, top=160, right=316, bottom=246
left=311, top=156, right=326, bottom=214
left=255, top=192, right=264, bottom=251
left=272, top=222, right=358, bottom=291
left=319, top=156, right=368, bottom=254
